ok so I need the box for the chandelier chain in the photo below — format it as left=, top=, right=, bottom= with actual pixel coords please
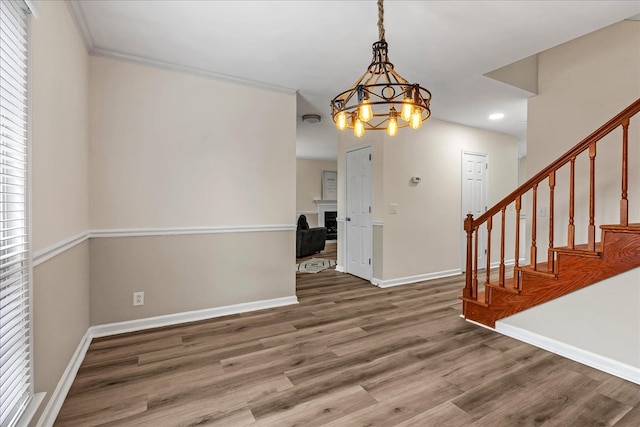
left=377, top=0, right=385, bottom=41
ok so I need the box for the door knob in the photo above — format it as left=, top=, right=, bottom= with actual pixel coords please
left=346, top=217, right=351, bottom=221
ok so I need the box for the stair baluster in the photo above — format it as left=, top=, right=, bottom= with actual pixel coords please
left=621, top=118, right=629, bottom=226
left=548, top=171, right=555, bottom=271
left=514, top=196, right=521, bottom=290
left=569, top=158, right=576, bottom=249
left=485, top=217, right=492, bottom=288
left=588, top=143, right=596, bottom=251
left=531, top=184, right=538, bottom=269
left=499, top=207, right=506, bottom=286
left=463, top=214, right=474, bottom=299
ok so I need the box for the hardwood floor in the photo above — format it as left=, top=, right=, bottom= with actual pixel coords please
left=55, top=243, right=640, bottom=426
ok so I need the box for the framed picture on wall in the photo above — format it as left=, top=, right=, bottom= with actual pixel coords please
left=322, top=170, right=337, bottom=200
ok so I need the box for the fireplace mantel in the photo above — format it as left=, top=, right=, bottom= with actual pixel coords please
left=314, top=200, right=337, bottom=239
left=314, top=200, right=337, bottom=207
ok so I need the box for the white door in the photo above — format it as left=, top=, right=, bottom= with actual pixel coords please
left=461, top=151, right=488, bottom=270
left=346, top=146, right=373, bottom=280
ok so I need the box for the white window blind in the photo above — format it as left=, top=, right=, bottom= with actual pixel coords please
left=0, top=1, right=31, bottom=426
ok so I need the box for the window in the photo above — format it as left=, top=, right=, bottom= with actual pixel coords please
left=0, top=1, right=32, bottom=426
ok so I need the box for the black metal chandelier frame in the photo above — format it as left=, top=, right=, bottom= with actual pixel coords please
left=330, top=0, right=431, bottom=134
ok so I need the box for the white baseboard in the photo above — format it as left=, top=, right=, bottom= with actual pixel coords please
left=36, top=329, right=93, bottom=427
left=495, top=321, right=640, bottom=385
left=36, top=296, right=298, bottom=426
left=461, top=315, right=496, bottom=331
left=335, top=265, right=345, bottom=273
left=372, top=268, right=462, bottom=288
left=91, top=296, right=298, bottom=338
left=489, top=258, right=526, bottom=269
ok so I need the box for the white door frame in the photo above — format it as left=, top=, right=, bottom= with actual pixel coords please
left=345, top=144, right=373, bottom=281
left=461, top=150, right=489, bottom=271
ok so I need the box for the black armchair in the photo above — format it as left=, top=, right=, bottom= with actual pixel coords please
left=296, top=215, right=327, bottom=258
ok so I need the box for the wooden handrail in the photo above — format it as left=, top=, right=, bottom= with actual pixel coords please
left=467, top=99, right=640, bottom=230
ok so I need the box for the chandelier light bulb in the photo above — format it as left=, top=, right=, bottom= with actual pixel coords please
left=336, top=111, right=347, bottom=130
left=387, top=108, right=398, bottom=136
left=401, top=93, right=413, bottom=122
left=354, top=118, right=365, bottom=137
left=410, top=108, right=423, bottom=129
left=359, top=99, right=374, bottom=123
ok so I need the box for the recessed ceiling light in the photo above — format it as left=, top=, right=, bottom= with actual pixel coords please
left=489, top=113, right=505, bottom=120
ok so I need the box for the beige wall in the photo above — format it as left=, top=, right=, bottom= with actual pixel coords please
left=29, top=3, right=297, bottom=422
left=381, top=120, right=518, bottom=280
left=88, top=57, right=297, bottom=325
left=33, top=244, right=90, bottom=415
left=296, top=158, right=337, bottom=227
left=90, top=57, right=296, bottom=229
left=337, top=119, right=518, bottom=281
left=32, top=2, right=89, bottom=251
left=527, top=20, right=640, bottom=256
left=90, top=232, right=294, bottom=324
left=30, top=1, right=91, bottom=422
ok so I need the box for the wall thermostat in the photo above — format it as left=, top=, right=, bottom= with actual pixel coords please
left=411, top=176, right=421, bottom=183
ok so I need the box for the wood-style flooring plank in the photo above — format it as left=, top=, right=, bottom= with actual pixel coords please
left=55, top=243, right=640, bottom=426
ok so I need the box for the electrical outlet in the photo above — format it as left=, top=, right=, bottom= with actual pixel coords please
left=133, top=291, right=144, bottom=306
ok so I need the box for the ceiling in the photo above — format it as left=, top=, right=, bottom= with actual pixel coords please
left=67, top=1, right=640, bottom=160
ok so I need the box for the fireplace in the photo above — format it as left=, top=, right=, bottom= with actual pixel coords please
left=315, top=200, right=337, bottom=241
left=324, top=211, right=337, bottom=240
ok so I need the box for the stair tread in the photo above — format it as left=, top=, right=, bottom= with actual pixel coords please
left=485, top=277, right=520, bottom=294
left=516, top=263, right=556, bottom=278
left=552, top=242, right=601, bottom=257
left=600, top=223, right=640, bottom=232
left=461, top=291, right=489, bottom=307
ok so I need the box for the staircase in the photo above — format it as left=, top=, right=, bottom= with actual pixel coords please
left=462, top=99, right=640, bottom=328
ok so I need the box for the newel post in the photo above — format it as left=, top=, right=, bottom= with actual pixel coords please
left=464, top=214, right=474, bottom=299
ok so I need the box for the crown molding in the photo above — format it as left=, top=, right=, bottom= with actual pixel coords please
left=66, top=0, right=94, bottom=51
left=65, top=1, right=296, bottom=95
left=90, top=47, right=297, bottom=95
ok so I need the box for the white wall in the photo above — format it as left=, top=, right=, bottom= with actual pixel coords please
left=88, top=56, right=297, bottom=325
left=30, top=0, right=91, bottom=421
left=337, top=119, right=518, bottom=282
left=498, top=267, right=640, bottom=378
left=527, top=20, right=640, bottom=256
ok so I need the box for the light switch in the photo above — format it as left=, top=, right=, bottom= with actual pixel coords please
left=538, top=206, right=547, bottom=217
left=389, top=203, right=398, bottom=214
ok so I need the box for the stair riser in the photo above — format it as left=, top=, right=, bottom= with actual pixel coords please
left=463, top=230, right=640, bottom=327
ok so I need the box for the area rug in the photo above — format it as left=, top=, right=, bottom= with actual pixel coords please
left=296, top=258, right=337, bottom=274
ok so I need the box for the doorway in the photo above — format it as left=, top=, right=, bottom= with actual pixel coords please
left=345, top=146, right=373, bottom=280
left=461, top=151, right=488, bottom=270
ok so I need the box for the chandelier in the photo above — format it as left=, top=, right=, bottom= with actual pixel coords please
left=331, top=0, right=431, bottom=137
